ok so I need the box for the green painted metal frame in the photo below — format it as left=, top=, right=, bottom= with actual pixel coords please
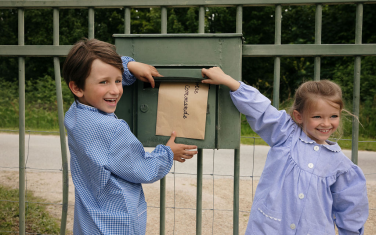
left=314, top=4, right=322, bottom=81
left=18, top=8, right=26, bottom=235
left=2, top=44, right=376, bottom=57
left=53, top=8, right=69, bottom=235
left=0, top=0, right=375, bottom=8
left=352, top=3, right=363, bottom=165
left=113, top=32, right=243, bottom=234
left=197, top=7, right=205, bottom=235
left=1, top=1, right=375, bottom=235
left=160, top=7, right=167, bottom=234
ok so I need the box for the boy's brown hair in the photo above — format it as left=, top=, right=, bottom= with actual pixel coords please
left=62, top=38, right=124, bottom=100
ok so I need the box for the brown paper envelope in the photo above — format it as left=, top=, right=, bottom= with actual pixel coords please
left=156, top=82, right=209, bottom=140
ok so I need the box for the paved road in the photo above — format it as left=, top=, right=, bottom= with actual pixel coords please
left=1, top=133, right=375, bottom=181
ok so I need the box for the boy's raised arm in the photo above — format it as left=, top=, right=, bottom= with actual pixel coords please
left=128, top=61, right=161, bottom=88
left=121, top=56, right=161, bottom=88
left=121, top=56, right=137, bottom=86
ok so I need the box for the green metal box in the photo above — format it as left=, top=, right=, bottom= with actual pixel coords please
left=114, top=34, right=242, bottom=149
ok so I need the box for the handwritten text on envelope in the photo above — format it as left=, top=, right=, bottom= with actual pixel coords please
left=156, top=82, right=209, bottom=140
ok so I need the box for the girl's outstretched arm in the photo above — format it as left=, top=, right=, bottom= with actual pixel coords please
left=202, top=67, right=295, bottom=147
left=201, top=67, right=240, bottom=91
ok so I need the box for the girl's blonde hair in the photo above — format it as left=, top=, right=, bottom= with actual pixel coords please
left=289, top=80, right=345, bottom=138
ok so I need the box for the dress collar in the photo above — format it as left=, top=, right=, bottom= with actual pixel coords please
left=298, top=130, right=341, bottom=152
left=75, top=101, right=117, bottom=118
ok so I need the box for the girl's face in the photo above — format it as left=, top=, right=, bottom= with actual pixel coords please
left=293, top=98, right=340, bottom=145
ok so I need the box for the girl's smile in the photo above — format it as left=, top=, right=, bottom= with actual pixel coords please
left=293, top=98, right=340, bottom=145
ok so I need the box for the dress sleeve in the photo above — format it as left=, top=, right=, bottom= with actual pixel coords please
left=106, top=120, right=174, bottom=184
left=230, top=82, right=295, bottom=147
left=121, top=56, right=137, bottom=86
left=331, top=166, right=369, bottom=235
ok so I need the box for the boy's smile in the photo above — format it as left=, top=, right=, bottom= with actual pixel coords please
left=76, top=59, right=123, bottom=113
left=294, top=98, right=340, bottom=145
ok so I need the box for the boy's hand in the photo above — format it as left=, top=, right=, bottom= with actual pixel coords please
left=201, top=67, right=240, bottom=91
left=128, top=61, right=162, bottom=88
left=166, top=131, right=197, bottom=163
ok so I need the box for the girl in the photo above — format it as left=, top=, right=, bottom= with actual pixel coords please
left=201, top=67, right=369, bottom=235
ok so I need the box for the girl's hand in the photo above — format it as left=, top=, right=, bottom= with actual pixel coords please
left=166, top=131, right=197, bottom=163
left=128, top=61, right=162, bottom=88
left=201, top=67, right=240, bottom=91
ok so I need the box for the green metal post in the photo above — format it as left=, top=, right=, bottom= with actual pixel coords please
left=199, top=6, right=205, bottom=33
left=314, top=4, right=322, bottom=81
left=161, top=7, right=167, bottom=34
left=196, top=148, right=203, bottom=235
left=233, top=148, right=240, bottom=235
left=53, top=9, right=59, bottom=45
left=234, top=6, right=242, bottom=234
left=18, top=8, right=26, bottom=235
left=53, top=8, right=69, bottom=235
left=124, top=7, right=131, bottom=34
left=88, top=7, right=94, bottom=39
left=352, top=3, right=363, bottom=165
left=236, top=6, right=242, bottom=34
left=197, top=6, right=205, bottom=234
left=273, top=5, right=281, bottom=109
left=160, top=6, right=167, bottom=235
left=160, top=175, right=166, bottom=235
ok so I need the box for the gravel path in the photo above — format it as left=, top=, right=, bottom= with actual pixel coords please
left=1, top=133, right=375, bottom=234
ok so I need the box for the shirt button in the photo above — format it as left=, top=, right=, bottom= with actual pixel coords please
left=299, top=193, right=305, bottom=199
left=308, top=163, right=314, bottom=168
left=314, top=146, right=319, bottom=151
left=290, top=223, right=296, bottom=229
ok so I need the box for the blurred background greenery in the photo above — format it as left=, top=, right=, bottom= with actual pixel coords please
left=0, top=5, right=375, bottom=149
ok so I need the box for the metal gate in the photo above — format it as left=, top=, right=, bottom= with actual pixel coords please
left=0, top=1, right=375, bottom=234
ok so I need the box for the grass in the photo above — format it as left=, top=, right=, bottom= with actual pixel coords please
left=241, top=134, right=376, bottom=152
left=0, top=185, right=60, bottom=234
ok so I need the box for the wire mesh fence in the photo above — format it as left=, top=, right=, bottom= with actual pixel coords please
left=1, top=1, right=375, bottom=234
left=0, top=129, right=375, bottom=234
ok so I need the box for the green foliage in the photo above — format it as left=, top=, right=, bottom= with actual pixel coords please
left=0, top=9, right=18, bottom=45
left=60, top=9, right=90, bottom=45
left=0, top=76, right=74, bottom=130
left=0, top=185, right=60, bottom=234
left=0, top=5, right=375, bottom=144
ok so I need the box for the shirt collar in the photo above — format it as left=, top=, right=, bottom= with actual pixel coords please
left=299, top=130, right=342, bottom=152
left=75, top=100, right=117, bottom=118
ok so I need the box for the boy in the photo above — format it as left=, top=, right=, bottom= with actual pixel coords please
left=63, top=38, right=197, bottom=234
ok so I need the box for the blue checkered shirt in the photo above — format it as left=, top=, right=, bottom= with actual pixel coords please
left=64, top=56, right=174, bottom=234
left=232, top=82, right=368, bottom=235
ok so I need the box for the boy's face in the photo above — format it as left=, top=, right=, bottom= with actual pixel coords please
left=76, top=59, right=123, bottom=113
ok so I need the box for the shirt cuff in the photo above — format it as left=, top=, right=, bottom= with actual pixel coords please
left=121, top=56, right=137, bottom=86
